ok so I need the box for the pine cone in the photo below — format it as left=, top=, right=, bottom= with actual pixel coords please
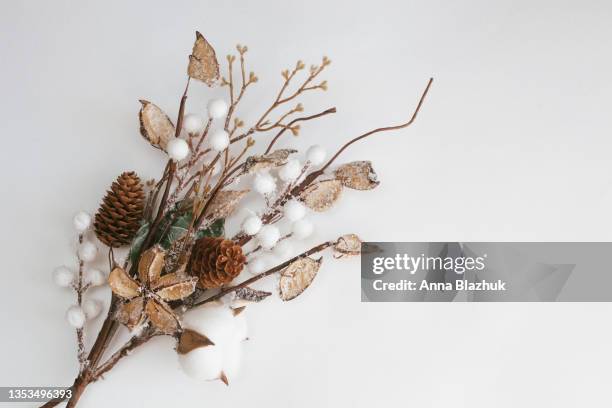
left=94, top=172, right=145, bottom=248
left=189, top=237, right=246, bottom=288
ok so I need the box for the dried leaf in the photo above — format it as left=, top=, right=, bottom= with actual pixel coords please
left=154, top=274, right=197, bottom=301
left=334, top=161, right=379, bottom=190
left=244, top=149, right=298, bottom=174
left=108, top=267, right=140, bottom=299
left=234, top=286, right=271, bottom=303
left=177, top=328, right=215, bottom=354
left=138, top=246, right=165, bottom=285
left=334, top=234, right=362, bottom=258
left=187, top=31, right=219, bottom=86
left=279, top=257, right=323, bottom=301
left=300, top=180, right=343, bottom=212
left=138, top=100, right=175, bottom=151
left=206, top=190, right=249, bottom=219
left=146, top=299, right=180, bottom=334
left=115, top=296, right=145, bottom=329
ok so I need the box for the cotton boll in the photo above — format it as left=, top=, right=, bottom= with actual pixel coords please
left=65, top=305, right=86, bottom=329
left=247, top=257, right=268, bottom=275
left=292, top=218, right=314, bottom=239
left=306, top=145, right=326, bottom=165
left=278, top=159, right=301, bottom=182
left=252, top=172, right=276, bottom=195
left=182, top=113, right=205, bottom=134
left=82, top=299, right=102, bottom=319
left=207, top=99, right=229, bottom=119
left=53, top=266, right=74, bottom=287
left=73, top=211, right=92, bottom=232
left=222, top=341, right=243, bottom=382
left=86, top=268, right=106, bottom=287
left=78, top=241, right=97, bottom=262
left=179, top=346, right=224, bottom=381
left=183, top=303, right=236, bottom=345
left=232, top=312, right=248, bottom=343
left=257, top=225, right=280, bottom=249
left=209, top=130, right=230, bottom=151
left=283, top=199, right=306, bottom=222
left=273, top=239, right=293, bottom=258
left=167, top=138, right=190, bottom=161
left=241, top=215, right=262, bottom=236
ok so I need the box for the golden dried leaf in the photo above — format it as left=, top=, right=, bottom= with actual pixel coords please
left=115, top=296, right=145, bottom=329
left=138, top=246, right=165, bottom=285
left=279, top=257, right=322, bottom=301
left=108, top=267, right=140, bottom=299
left=138, top=100, right=175, bottom=151
left=146, top=299, right=180, bottom=334
left=300, top=179, right=343, bottom=212
left=334, top=161, right=379, bottom=190
left=177, top=328, right=215, bottom=354
left=187, top=31, right=219, bottom=86
left=206, top=190, right=249, bottom=219
left=154, top=273, right=197, bottom=301
left=334, top=234, right=362, bottom=257
left=244, top=149, right=298, bottom=174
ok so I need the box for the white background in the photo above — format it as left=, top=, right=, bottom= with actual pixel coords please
left=2, top=1, right=612, bottom=407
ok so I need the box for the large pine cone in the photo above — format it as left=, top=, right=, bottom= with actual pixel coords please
left=94, top=172, right=145, bottom=248
left=189, top=237, right=246, bottom=288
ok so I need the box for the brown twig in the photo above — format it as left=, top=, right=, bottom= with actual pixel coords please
left=264, top=107, right=336, bottom=154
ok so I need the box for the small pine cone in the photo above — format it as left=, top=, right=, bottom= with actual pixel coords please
left=189, top=237, right=246, bottom=288
left=94, top=172, right=145, bottom=248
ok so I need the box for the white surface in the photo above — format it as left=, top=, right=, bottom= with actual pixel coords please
left=2, top=0, right=612, bottom=407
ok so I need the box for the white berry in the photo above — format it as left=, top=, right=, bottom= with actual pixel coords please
left=241, top=215, right=262, bottom=236
left=73, top=211, right=92, bottom=232
left=278, top=159, right=302, bottom=182
left=82, top=299, right=102, bottom=319
left=209, top=130, right=230, bottom=151
left=292, top=218, right=314, bottom=239
left=207, top=99, right=229, bottom=119
left=247, top=257, right=268, bottom=275
left=86, top=268, right=106, bottom=286
left=183, top=113, right=205, bottom=134
left=257, top=225, right=280, bottom=249
left=283, top=200, right=306, bottom=222
left=306, top=145, right=326, bottom=165
left=78, top=241, right=97, bottom=262
left=65, top=305, right=86, bottom=328
left=253, top=172, right=276, bottom=195
left=53, top=266, right=75, bottom=287
left=273, top=239, right=293, bottom=258
left=167, top=138, right=190, bottom=161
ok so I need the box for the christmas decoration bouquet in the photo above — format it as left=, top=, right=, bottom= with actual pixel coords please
left=46, top=32, right=432, bottom=407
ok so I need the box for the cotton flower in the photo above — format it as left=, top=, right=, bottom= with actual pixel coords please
left=252, top=172, right=276, bottom=195
left=182, top=113, right=205, bottom=134
left=306, top=145, right=326, bottom=165
left=207, top=99, right=229, bottom=119
left=257, top=225, right=280, bottom=249
left=82, top=299, right=102, bottom=319
left=78, top=241, right=97, bottom=262
left=65, top=305, right=86, bottom=328
left=73, top=211, right=92, bottom=232
left=209, top=130, right=230, bottom=151
left=292, top=218, right=314, bottom=239
left=167, top=138, right=190, bottom=161
left=85, top=268, right=106, bottom=287
left=283, top=200, right=306, bottom=222
left=53, top=266, right=74, bottom=287
left=241, top=215, right=262, bottom=236
left=278, top=159, right=302, bottom=182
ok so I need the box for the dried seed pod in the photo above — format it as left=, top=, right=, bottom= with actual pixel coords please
left=188, top=31, right=220, bottom=86
left=334, top=161, right=379, bottom=190
left=279, top=257, right=322, bottom=301
left=300, top=179, right=343, bottom=212
left=94, top=172, right=145, bottom=248
left=189, top=237, right=246, bottom=288
left=138, top=100, right=175, bottom=151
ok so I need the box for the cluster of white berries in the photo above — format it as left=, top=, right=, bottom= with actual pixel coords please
left=54, top=211, right=106, bottom=329
left=178, top=303, right=247, bottom=384
left=167, top=99, right=230, bottom=162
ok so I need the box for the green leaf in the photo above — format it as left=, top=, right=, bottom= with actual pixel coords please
left=129, top=222, right=150, bottom=264
left=196, top=218, right=225, bottom=240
